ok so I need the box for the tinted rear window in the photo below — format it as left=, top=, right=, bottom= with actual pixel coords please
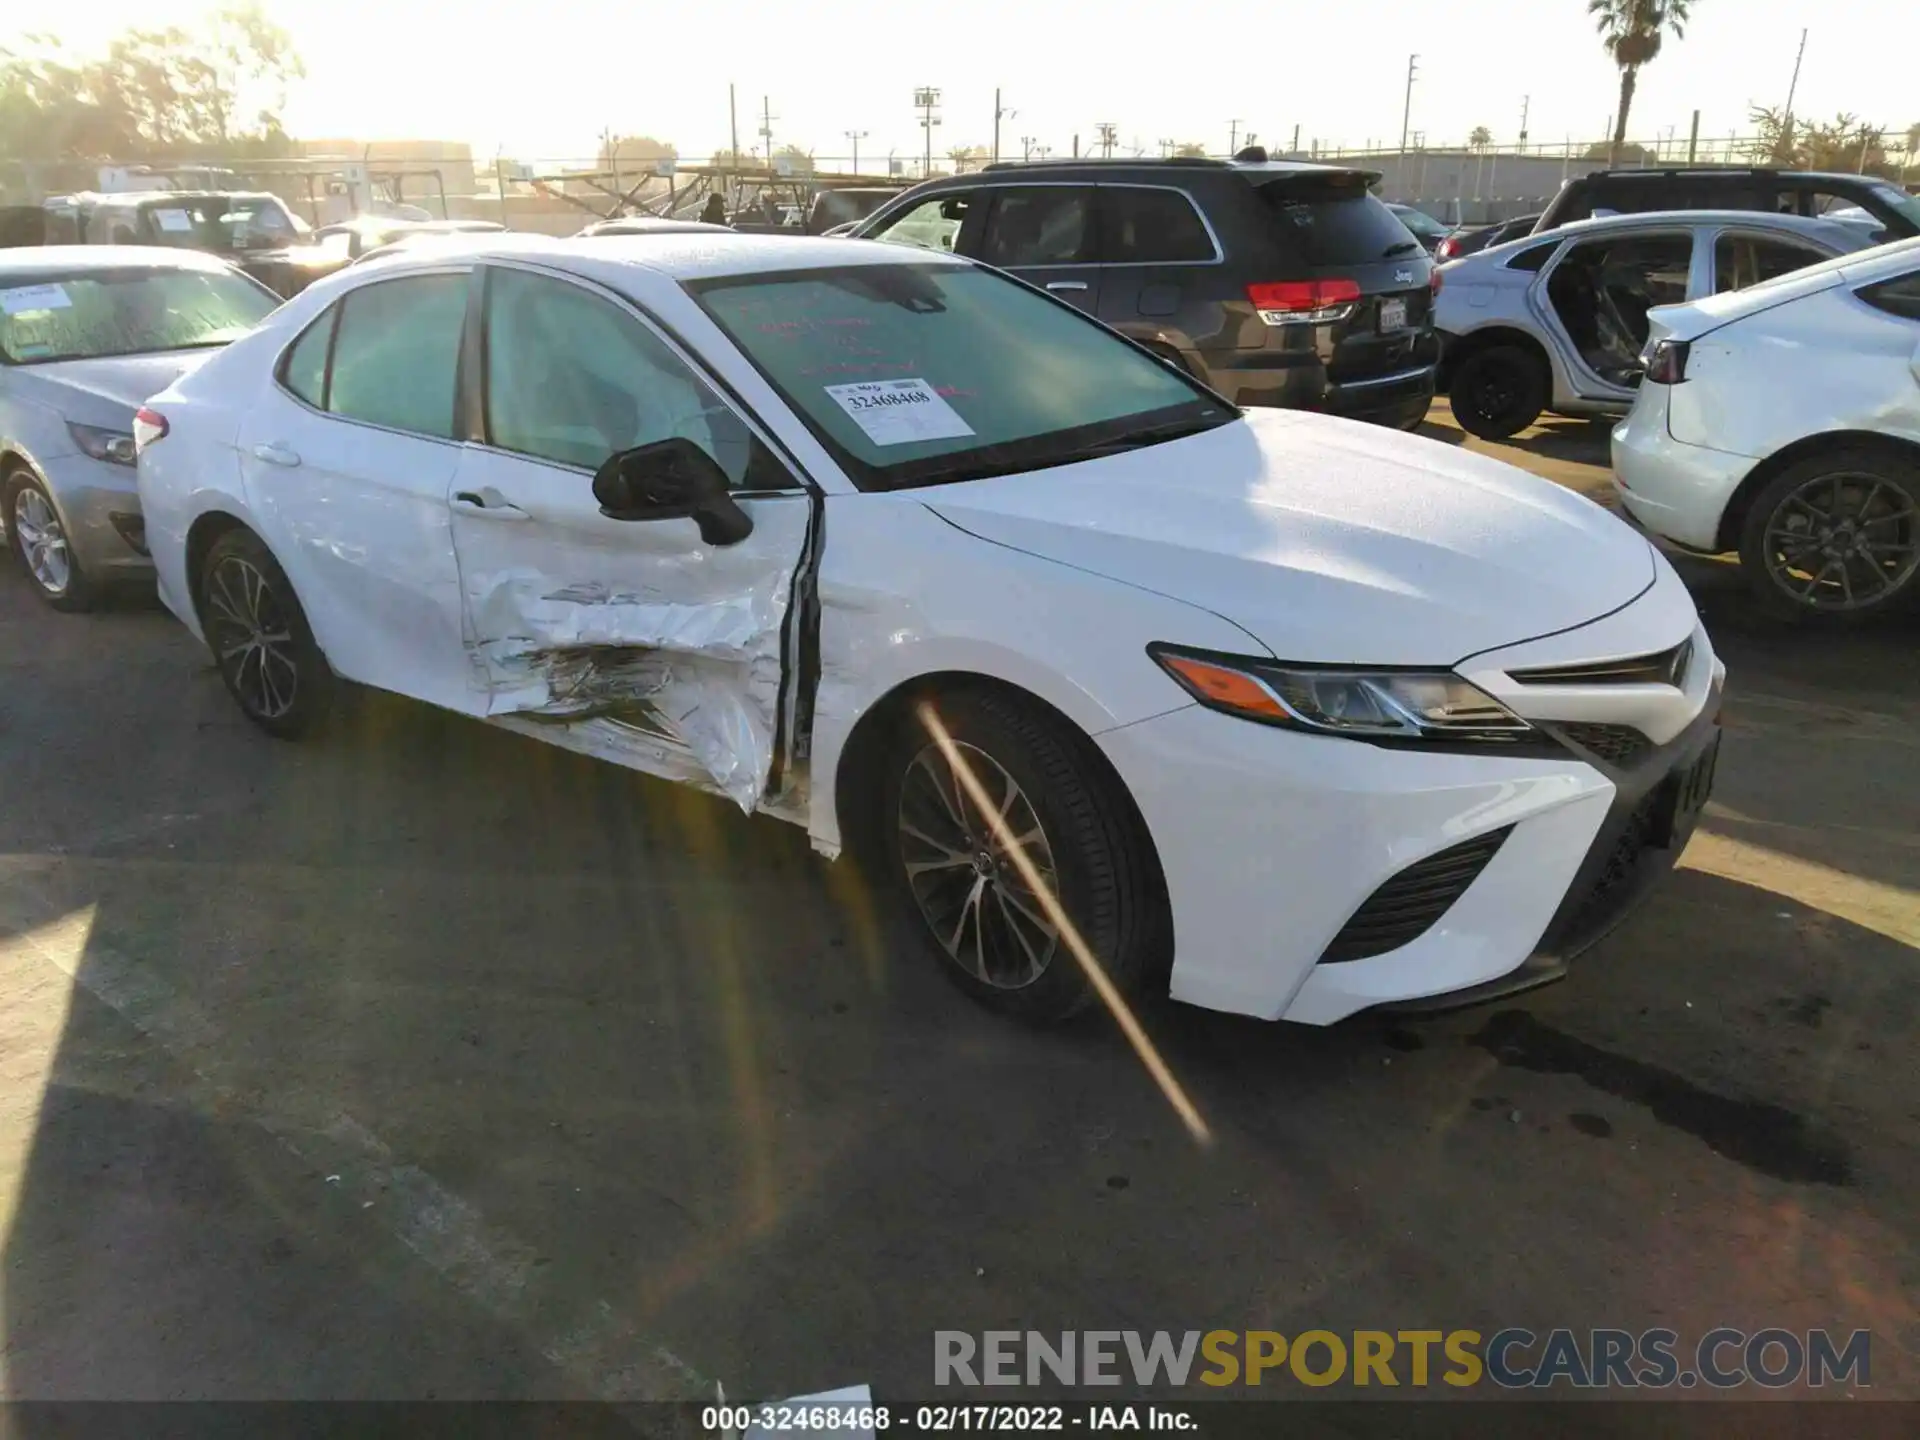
left=1255, top=176, right=1413, bottom=265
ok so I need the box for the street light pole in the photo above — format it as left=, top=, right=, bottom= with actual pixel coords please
left=914, top=87, right=942, bottom=178
left=1096, top=122, right=1117, bottom=159
left=992, top=89, right=1015, bottom=165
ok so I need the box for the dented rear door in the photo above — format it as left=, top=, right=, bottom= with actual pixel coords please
left=448, top=263, right=816, bottom=811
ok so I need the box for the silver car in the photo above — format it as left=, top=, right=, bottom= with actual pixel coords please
left=1, top=247, right=279, bottom=609
left=1434, top=210, right=1876, bottom=439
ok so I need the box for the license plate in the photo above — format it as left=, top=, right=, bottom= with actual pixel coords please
left=1656, top=731, right=1720, bottom=845
left=1377, top=297, right=1409, bottom=332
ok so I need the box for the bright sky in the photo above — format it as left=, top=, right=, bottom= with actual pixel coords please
left=10, top=0, right=1917, bottom=165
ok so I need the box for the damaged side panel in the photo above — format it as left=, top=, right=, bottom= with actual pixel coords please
left=448, top=487, right=814, bottom=813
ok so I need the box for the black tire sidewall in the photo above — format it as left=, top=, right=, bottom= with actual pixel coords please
left=201, top=529, right=334, bottom=737
left=1737, top=450, right=1920, bottom=622
left=876, top=689, right=1148, bottom=1023
left=1451, top=347, right=1545, bottom=440
left=5, top=470, right=95, bottom=612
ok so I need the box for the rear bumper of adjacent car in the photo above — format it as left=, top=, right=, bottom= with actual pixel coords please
left=1198, top=339, right=1438, bottom=430
left=1098, top=576, right=1721, bottom=1024
left=1610, top=390, right=1755, bottom=552
left=29, top=453, right=153, bottom=580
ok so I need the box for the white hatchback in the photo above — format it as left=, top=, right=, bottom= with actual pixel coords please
left=1613, top=235, right=1920, bottom=618
left=138, top=234, right=1723, bottom=1026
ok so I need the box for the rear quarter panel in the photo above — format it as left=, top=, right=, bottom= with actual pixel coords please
left=1668, top=287, right=1920, bottom=456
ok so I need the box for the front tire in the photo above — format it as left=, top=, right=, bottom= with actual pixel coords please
left=1737, top=448, right=1920, bottom=621
left=1449, top=345, right=1547, bottom=440
left=199, top=528, right=335, bottom=737
left=5, top=468, right=96, bottom=612
left=878, top=687, right=1166, bottom=1023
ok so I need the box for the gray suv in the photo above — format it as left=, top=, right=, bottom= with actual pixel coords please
left=850, top=155, right=1440, bottom=429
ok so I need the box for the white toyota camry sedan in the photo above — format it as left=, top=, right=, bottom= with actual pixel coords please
left=137, top=233, right=1724, bottom=1026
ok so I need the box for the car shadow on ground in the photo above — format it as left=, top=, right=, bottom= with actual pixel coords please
left=3, top=624, right=1917, bottom=1403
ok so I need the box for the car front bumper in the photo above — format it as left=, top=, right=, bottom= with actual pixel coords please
left=1610, top=391, right=1755, bottom=552
left=27, top=452, right=153, bottom=581
left=1098, top=575, right=1720, bottom=1024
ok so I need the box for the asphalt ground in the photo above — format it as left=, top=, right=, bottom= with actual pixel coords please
left=1, top=404, right=1915, bottom=1419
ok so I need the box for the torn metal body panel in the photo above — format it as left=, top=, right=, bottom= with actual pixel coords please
left=445, top=479, right=816, bottom=813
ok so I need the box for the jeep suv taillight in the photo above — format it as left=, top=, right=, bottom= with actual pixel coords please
left=1248, top=279, right=1361, bottom=325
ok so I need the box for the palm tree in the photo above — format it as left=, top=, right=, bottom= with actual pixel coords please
left=1589, top=0, right=1692, bottom=166
left=1469, top=125, right=1493, bottom=150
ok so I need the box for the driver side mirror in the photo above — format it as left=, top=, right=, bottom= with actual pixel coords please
left=591, top=437, right=754, bottom=546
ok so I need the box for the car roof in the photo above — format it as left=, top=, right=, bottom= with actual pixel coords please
left=1505, top=210, right=1871, bottom=247
left=957, top=156, right=1381, bottom=184
left=353, top=231, right=963, bottom=282
left=579, top=217, right=733, bottom=235
left=0, top=244, right=241, bottom=276
left=1650, top=232, right=1920, bottom=338
left=1586, top=167, right=1896, bottom=185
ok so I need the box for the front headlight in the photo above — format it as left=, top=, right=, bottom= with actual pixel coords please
left=67, top=421, right=137, bottom=467
left=1149, top=644, right=1533, bottom=741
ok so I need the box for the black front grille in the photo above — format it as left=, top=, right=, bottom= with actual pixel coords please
left=1511, top=638, right=1693, bottom=688
left=1544, top=786, right=1666, bottom=958
left=1558, top=722, right=1653, bottom=767
left=1320, top=827, right=1512, bottom=963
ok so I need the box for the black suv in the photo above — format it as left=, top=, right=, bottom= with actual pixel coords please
left=1535, top=168, right=1920, bottom=240
left=850, top=155, right=1440, bottom=428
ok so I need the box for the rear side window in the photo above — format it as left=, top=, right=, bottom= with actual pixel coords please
left=979, top=187, right=1095, bottom=267
left=1713, top=234, right=1831, bottom=293
left=1255, top=177, right=1412, bottom=265
left=325, top=274, right=467, bottom=438
left=1100, top=187, right=1215, bottom=263
left=1859, top=271, right=1920, bottom=321
left=1505, top=241, right=1557, bottom=273
left=280, top=311, right=332, bottom=406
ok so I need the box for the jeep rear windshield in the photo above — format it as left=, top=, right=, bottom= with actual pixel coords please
left=688, top=262, right=1234, bottom=492
left=1256, top=172, right=1418, bottom=265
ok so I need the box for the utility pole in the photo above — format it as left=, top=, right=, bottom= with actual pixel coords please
left=1687, top=109, right=1700, bottom=163
left=1291, top=123, right=1300, bottom=155
left=1518, top=94, right=1530, bottom=154
left=1228, top=119, right=1241, bottom=155
left=728, top=84, right=740, bottom=205
left=1405, top=51, right=1420, bottom=183
left=1096, top=122, right=1117, bottom=159
left=759, top=95, right=776, bottom=173
left=1020, top=135, right=1036, bottom=162
left=914, top=86, right=942, bottom=178
left=845, top=129, right=868, bottom=175
left=992, top=89, right=1015, bottom=165
left=1781, top=27, right=1808, bottom=160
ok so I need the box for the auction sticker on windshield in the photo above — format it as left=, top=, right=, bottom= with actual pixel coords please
left=0, top=284, right=72, bottom=315
left=825, top=378, right=974, bottom=446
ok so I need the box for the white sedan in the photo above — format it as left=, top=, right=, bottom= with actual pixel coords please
left=137, top=234, right=1723, bottom=1026
left=1613, top=235, right=1920, bottom=618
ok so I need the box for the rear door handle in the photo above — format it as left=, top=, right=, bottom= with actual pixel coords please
left=452, top=490, right=531, bottom=521
left=251, top=442, right=301, bottom=467
left=1045, top=281, right=1089, bottom=292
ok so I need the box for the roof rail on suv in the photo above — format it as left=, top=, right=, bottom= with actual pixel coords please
left=1590, top=166, right=1774, bottom=179
left=980, top=156, right=1230, bottom=173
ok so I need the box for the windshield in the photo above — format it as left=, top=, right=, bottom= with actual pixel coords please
left=138, top=196, right=300, bottom=253
left=1866, top=184, right=1920, bottom=230
left=688, top=262, right=1233, bottom=491
left=1392, top=207, right=1448, bottom=240
left=0, top=266, right=278, bottom=364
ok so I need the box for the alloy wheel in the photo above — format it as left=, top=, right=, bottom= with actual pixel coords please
left=1760, top=471, right=1920, bottom=612
left=12, top=487, right=70, bottom=596
left=895, top=741, right=1061, bottom=989
left=204, top=555, right=300, bottom=719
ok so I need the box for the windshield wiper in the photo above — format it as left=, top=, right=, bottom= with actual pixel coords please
left=1381, top=240, right=1422, bottom=258
left=1078, top=415, right=1230, bottom=458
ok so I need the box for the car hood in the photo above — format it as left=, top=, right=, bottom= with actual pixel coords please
left=923, top=408, right=1656, bottom=666
left=15, top=352, right=211, bottom=415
